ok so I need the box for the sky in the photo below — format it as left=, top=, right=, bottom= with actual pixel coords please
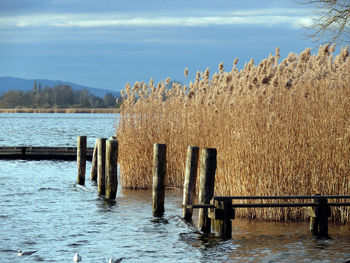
left=0, top=0, right=326, bottom=92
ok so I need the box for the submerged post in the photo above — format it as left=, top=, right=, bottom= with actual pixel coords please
left=105, top=139, right=119, bottom=200
left=90, top=139, right=98, bottom=181
left=210, top=199, right=234, bottom=238
left=77, top=136, right=87, bottom=185
left=182, top=146, right=199, bottom=221
left=198, top=148, right=217, bottom=233
left=152, top=143, right=166, bottom=217
left=318, top=196, right=329, bottom=237
left=309, top=194, right=330, bottom=237
left=97, top=138, right=107, bottom=195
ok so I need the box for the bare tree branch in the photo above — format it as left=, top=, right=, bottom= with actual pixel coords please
left=296, top=0, right=350, bottom=43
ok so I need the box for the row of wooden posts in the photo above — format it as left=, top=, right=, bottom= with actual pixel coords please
left=142, top=143, right=218, bottom=233
left=76, top=137, right=348, bottom=239
left=76, top=135, right=119, bottom=200
left=152, top=143, right=350, bottom=238
left=75, top=136, right=217, bottom=233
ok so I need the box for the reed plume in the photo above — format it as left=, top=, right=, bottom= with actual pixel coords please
left=117, top=46, right=350, bottom=222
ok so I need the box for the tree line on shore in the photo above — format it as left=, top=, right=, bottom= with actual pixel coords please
left=0, top=82, right=120, bottom=109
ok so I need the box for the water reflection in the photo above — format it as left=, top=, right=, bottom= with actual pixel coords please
left=96, top=198, right=118, bottom=210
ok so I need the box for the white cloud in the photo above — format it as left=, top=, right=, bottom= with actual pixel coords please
left=0, top=9, right=314, bottom=29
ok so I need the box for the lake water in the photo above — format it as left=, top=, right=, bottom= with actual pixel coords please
left=0, top=113, right=349, bottom=263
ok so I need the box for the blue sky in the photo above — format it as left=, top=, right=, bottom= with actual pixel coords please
left=0, top=0, right=324, bottom=92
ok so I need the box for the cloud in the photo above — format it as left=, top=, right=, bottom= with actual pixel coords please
left=0, top=8, right=314, bottom=29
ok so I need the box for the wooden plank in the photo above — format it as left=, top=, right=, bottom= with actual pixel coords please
left=214, top=195, right=350, bottom=200
left=0, top=146, right=93, bottom=161
left=188, top=202, right=350, bottom=209
left=328, top=203, right=350, bottom=206
left=0, top=147, right=24, bottom=158
left=231, top=203, right=317, bottom=208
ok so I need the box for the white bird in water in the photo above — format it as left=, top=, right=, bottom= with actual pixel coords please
left=17, top=249, right=37, bottom=256
left=73, top=253, right=82, bottom=262
left=108, top=258, right=123, bottom=263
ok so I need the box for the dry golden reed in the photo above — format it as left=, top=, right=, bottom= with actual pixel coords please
left=117, top=45, right=350, bottom=222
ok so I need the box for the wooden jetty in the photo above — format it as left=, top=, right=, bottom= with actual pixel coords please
left=186, top=195, right=350, bottom=238
left=0, top=146, right=94, bottom=161
left=177, top=145, right=350, bottom=239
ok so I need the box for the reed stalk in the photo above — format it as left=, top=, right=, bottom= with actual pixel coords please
left=116, top=45, right=350, bottom=222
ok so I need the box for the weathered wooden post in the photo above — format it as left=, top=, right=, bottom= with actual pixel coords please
left=309, top=194, right=330, bottom=237
left=152, top=143, right=166, bottom=217
left=198, top=148, right=217, bottom=233
left=182, top=146, right=199, bottom=221
left=97, top=138, right=107, bottom=195
left=90, top=139, right=98, bottom=181
left=316, top=197, right=331, bottom=237
left=105, top=139, right=118, bottom=200
left=210, top=199, right=234, bottom=238
left=77, top=136, right=87, bottom=185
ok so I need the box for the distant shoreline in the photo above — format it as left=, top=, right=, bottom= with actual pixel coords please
left=0, top=108, right=120, bottom=113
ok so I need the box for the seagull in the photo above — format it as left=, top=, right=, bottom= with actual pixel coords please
left=108, top=258, right=123, bottom=263
left=17, top=249, right=37, bottom=256
left=73, top=253, right=82, bottom=262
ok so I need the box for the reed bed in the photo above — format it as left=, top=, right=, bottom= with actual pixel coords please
left=0, top=108, right=120, bottom=113
left=116, top=45, right=350, bottom=222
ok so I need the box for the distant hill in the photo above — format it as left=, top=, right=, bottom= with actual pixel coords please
left=0, top=76, right=119, bottom=98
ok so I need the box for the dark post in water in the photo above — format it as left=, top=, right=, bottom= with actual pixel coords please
left=97, top=138, right=107, bottom=195
left=198, top=148, right=217, bottom=233
left=309, top=194, right=330, bottom=237
left=182, top=146, right=199, bottom=221
left=77, top=135, right=87, bottom=185
left=105, top=139, right=119, bottom=200
left=211, top=199, right=234, bottom=238
left=152, top=143, right=166, bottom=217
left=90, top=139, right=98, bottom=181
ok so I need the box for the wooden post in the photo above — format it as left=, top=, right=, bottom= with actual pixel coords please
left=105, top=139, right=118, bottom=200
left=317, top=196, right=329, bottom=237
left=210, top=200, right=234, bottom=238
left=90, top=139, right=98, bottom=181
left=77, top=136, right=87, bottom=185
left=198, top=148, right=217, bottom=233
left=309, top=195, right=330, bottom=237
left=182, top=146, right=199, bottom=221
left=152, top=143, right=166, bottom=217
left=97, top=138, right=107, bottom=195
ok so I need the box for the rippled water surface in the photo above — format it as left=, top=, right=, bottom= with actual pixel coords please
left=0, top=113, right=117, bottom=147
left=0, top=113, right=350, bottom=263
